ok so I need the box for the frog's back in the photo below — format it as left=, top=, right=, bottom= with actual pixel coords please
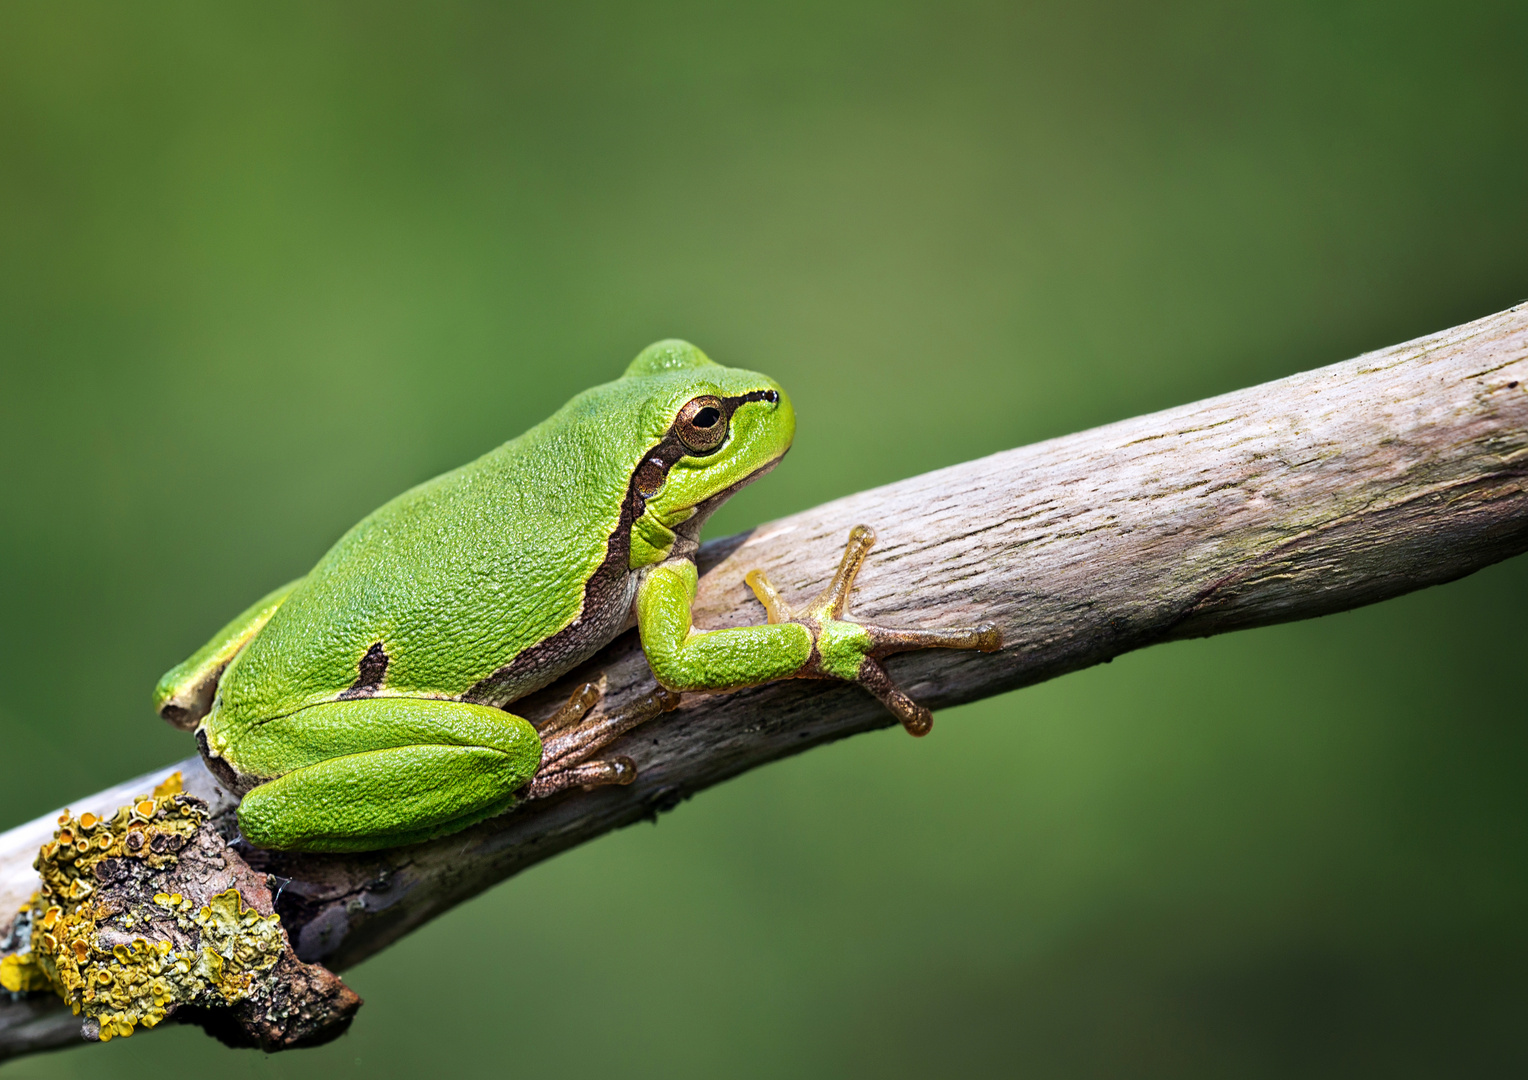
left=212, top=391, right=653, bottom=727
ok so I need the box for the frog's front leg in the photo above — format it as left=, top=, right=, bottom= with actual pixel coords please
left=229, top=686, right=674, bottom=853
left=637, top=525, right=1000, bottom=736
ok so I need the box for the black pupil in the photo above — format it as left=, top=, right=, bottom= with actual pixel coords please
left=693, top=406, right=721, bottom=428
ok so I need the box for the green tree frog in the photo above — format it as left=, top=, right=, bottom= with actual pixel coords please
left=153, top=341, right=1000, bottom=853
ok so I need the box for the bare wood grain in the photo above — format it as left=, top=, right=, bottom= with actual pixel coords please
left=4, top=302, right=1526, bottom=1060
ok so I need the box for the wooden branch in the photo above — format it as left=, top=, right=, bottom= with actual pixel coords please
left=4, top=303, right=1526, bottom=1059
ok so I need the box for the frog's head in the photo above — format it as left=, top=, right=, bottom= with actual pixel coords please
left=619, top=339, right=796, bottom=567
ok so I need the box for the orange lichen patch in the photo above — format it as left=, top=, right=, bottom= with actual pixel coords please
left=4, top=793, right=285, bottom=1041
left=151, top=772, right=183, bottom=799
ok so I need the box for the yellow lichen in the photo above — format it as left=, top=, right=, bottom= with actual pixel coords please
left=2, top=793, right=285, bottom=1041
left=2, top=948, right=52, bottom=993
left=151, top=772, right=184, bottom=798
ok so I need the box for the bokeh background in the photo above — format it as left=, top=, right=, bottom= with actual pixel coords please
left=3, top=2, right=1527, bottom=1076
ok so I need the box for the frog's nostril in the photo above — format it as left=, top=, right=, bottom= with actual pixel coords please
left=763, top=389, right=779, bottom=405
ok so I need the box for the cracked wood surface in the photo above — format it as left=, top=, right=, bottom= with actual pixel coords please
left=4, top=301, right=1527, bottom=1059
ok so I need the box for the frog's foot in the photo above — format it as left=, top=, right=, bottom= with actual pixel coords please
left=746, top=524, right=1001, bottom=737
left=526, top=682, right=679, bottom=799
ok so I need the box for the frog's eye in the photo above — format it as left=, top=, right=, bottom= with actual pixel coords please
left=675, top=395, right=728, bottom=455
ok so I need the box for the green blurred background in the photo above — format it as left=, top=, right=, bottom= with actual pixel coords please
left=3, top=2, right=1526, bottom=1076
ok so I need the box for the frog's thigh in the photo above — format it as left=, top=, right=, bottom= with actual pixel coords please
left=235, top=698, right=541, bottom=853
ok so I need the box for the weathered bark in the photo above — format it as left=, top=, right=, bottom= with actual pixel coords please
left=4, top=302, right=1526, bottom=1060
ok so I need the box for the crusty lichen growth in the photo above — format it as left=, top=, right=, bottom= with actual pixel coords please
left=0, top=903, right=45, bottom=993
left=0, top=774, right=284, bottom=1041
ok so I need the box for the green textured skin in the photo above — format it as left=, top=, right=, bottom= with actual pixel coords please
left=163, top=338, right=896, bottom=852
left=814, top=621, right=875, bottom=682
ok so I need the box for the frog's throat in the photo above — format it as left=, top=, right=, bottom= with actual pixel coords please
left=630, top=451, right=785, bottom=568
left=676, top=453, right=785, bottom=547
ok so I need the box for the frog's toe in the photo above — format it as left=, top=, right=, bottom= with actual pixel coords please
left=745, top=569, right=795, bottom=624
left=861, top=619, right=1003, bottom=658
left=854, top=657, right=934, bottom=737
left=803, top=524, right=878, bottom=621
left=526, top=755, right=636, bottom=799
left=537, top=681, right=603, bottom=738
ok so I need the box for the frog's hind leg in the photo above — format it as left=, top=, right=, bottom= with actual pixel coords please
left=232, top=689, right=681, bottom=851
left=231, top=697, right=547, bottom=853
left=526, top=682, right=680, bottom=799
